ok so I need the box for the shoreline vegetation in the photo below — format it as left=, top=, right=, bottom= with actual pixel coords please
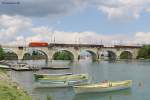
left=137, top=45, right=150, bottom=60
left=0, top=69, right=31, bottom=100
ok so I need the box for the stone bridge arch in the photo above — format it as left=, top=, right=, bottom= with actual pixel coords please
left=52, top=50, right=74, bottom=60
left=50, top=49, right=78, bottom=61
left=22, top=48, right=49, bottom=60
left=107, top=50, right=117, bottom=60
left=3, top=48, right=18, bottom=60
left=119, top=50, right=133, bottom=59
left=101, top=48, right=139, bottom=60
left=100, top=48, right=118, bottom=60
left=78, top=48, right=99, bottom=61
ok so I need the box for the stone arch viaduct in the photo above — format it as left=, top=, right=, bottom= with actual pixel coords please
left=2, top=43, right=141, bottom=61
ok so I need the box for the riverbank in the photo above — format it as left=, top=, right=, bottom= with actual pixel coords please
left=0, top=69, right=31, bottom=100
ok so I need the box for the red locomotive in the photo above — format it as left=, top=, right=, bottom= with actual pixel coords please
left=29, top=42, right=48, bottom=47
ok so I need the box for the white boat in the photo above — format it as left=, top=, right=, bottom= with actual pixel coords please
left=0, top=64, right=10, bottom=69
left=73, top=80, right=132, bottom=94
left=11, top=64, right=39, bottom=71
left=33, top=73, right=89, bottom=88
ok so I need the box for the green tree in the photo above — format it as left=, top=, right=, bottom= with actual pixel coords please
left=0, top=47, right=4, bottom=60
left=4, top=52, right=18, bottom=60
left=137, top=45, right=150, bottom=59
left=23, top=53, right=31, bottom=60
left=120, top=51, right=132, bottom=59
left=53, top=51, right=74, bottom=60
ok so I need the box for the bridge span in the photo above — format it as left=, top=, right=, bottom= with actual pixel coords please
left=1, top=43, right=141, bottom=61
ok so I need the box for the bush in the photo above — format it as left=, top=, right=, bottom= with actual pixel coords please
left=53, top=51, right=74, bottom=60
left=137, top=45, right=150, bottom=59
left=0, top=47, right=4, bottom=60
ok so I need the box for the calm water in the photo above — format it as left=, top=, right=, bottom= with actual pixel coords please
left=8, top=60, right=150, bottom=100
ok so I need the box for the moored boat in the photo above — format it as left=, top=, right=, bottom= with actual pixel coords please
left=11, top=64, right=39, bottom=71
left=33, top=73, right=89, bottom=88
left=0, top=64, right=11, bottom=70
left=73, top=80, right=132, bottom=94
left=11, top=67, right=39, bottom=71
left=41, top=66, right=70, bottom=70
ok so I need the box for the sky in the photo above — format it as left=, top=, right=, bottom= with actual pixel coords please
left=0, top=0, right=150, bottom=46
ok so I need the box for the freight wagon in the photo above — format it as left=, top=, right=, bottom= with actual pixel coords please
left=29, top=42, right=48, bottom=47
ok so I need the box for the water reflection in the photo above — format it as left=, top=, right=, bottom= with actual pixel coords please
left=73, top=89, right=132, bottom=100
left=33, top=87, right=74, bottom=100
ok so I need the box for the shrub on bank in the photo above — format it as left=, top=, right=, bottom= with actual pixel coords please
left=137, top=45, right=150, bottom=59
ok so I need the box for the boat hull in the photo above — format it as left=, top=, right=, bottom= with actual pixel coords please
left=41, top=67, right=70, bottom=70
left=74, top=80, right=132, bottom=94
left=34, top=74, right=89, bottom=88
left=11, top=67, right=39, bottom=71
left=34, top=81, right=68, bottom=88
left=0, top=64, right=11, bottom=70
left=34, top=79, right=89, bottom=88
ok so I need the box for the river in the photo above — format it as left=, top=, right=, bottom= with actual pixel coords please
left=7, top=60, right=150, bottom=100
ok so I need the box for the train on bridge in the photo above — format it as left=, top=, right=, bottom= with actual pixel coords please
left=1, top=42, right=141, bottom=61
left=28, top=42, right=105, bottom=48
left=29, top=42, right=48, bottom=47
left=28, top=42, right=141, bottom=49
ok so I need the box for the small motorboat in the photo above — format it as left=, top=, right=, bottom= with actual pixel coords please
left=0, top=64, right=11, bottom=70
left=41, top=66, right=70, bottom=70
left=33, top=73, right=89, bottom=88
left=73, top=80, right=132, bottom=94
left=11, top=67, right=39, bottom=71
left=11, top=64, right=39, bottom=71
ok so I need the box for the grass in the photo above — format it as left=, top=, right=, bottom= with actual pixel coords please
left=47, top=96, right=52, bottom=100
left=0, top=68, right=7, bottom=74
left=0, top=69, right=31, bottom=100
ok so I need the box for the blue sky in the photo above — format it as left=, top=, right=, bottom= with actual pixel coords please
left=46, top=7, right=150, bottom=34
left=0, top=0, right=150, bottom=45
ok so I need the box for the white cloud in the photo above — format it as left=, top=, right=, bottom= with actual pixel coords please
left=0, top=15, right=32, bottom=44
left=97, top=0, right=150, bottom=19
left=31, top=26, right=52, bottom=34
left=0, top=15, right=150, bottom=46
left=5, top=26, right=136, bottom=46
left=99, top=6, right=141, bottom=19
left=145, top=7, right=150, bottom=12
left=0, top=0, right=85, bottom=17
left=0, top=0, right=150, bottom=19
left=0, top=15, right=32, bottom=28
left=4, top=28, right=150, bottom=46
left=134, top=32, right=150, bottom=44
left=30, top=27, right=127, bottom=45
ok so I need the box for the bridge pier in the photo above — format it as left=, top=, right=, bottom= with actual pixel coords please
left=15, top=49, right=25, bottom=60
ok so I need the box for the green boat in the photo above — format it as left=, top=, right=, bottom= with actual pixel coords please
left=73, top=80, right=132, bottom=94
left=33, top=73, right=89, bottom=88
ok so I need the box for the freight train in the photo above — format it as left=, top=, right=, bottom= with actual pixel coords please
left=29, top=42, right=48, bottom=47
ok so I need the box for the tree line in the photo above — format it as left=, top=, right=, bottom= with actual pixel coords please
left=137, top=45, right=150, bottom=59
left=0, top=47, right=5, bottom=60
